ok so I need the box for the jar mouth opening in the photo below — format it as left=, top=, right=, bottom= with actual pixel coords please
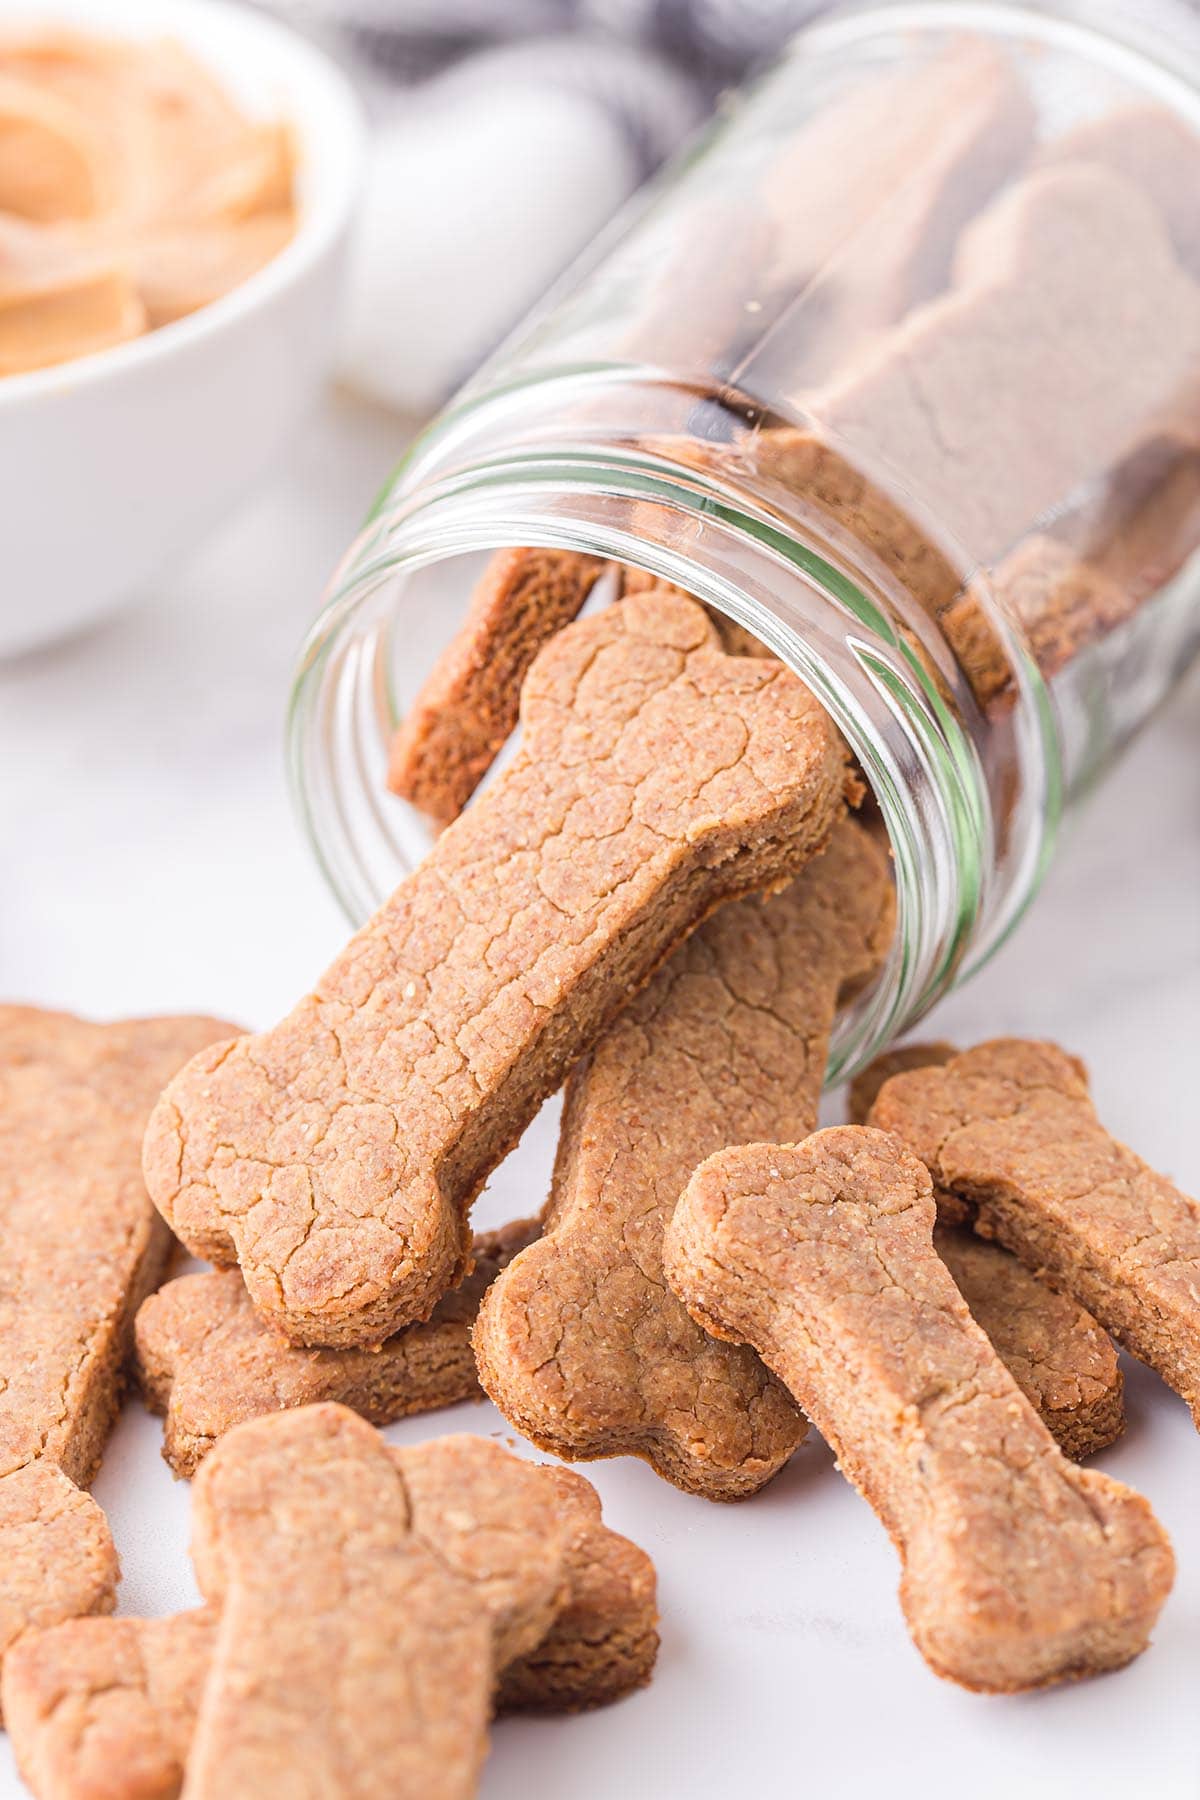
left=290, top=436, right=1059, bottom=1078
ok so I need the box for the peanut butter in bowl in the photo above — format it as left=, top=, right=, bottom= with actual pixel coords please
left=0, top=27, right=297, bottom=376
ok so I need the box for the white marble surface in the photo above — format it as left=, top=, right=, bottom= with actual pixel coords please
left=1, top=389, right=1198, bottom=1800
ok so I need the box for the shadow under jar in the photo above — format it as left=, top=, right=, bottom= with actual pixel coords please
left=290, top=0, right=1200, bottom=1079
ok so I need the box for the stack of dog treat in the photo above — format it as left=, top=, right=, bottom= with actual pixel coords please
left=1, top=561, right=1198, bottom=1799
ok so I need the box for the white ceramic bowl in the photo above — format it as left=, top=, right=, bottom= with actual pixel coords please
left=0, top=0, right=365, bottom=655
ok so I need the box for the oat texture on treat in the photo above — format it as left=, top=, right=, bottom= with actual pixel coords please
left=4, top=1411, right=657, bottom=1800
left=664, top=1125, right=1174, bottom=1692
left=0, top=1006, right=237, bottom=1700
left=136, top=1219, right=539, bottom=1477
left=387, top=547, right=607, bottom=826
left=474, top=818, right=895, bottom=1500
left=871, top=1038, right=1200, bottom=1425
left=144, top=593, right=852, bottom=1350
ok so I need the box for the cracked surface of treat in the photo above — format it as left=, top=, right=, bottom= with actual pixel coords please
left=135, top=1219, right=539, bottom=1477
left=182, top=1407, right=567, bottom=1800
left=0, top=1462, right=118, bottom=1724
left=1, top=1006, right=239, bottom=1488
left=474, top=819, right=894, bottom=1499
left=4, top=1417, right=657, bottom=1798
left=871, top=1038, right=1200, bottom=1425
left=3, top=1609, right=213, bottom=1800
left=387, top=547, right=607, bottom=826
left=934, top=1228, right=1123, bottom=1461
left=664, top=1125, right=1174, bottom=1692
left=616, top=566, right=771, bottom=659
left=144, top=592, right=851, bottom=1349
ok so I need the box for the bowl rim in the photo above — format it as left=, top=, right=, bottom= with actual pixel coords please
left=0, top=0, right=367, bottom=408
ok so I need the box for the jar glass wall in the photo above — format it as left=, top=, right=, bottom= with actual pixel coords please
left=291, top=1, right=1200, bottom=1077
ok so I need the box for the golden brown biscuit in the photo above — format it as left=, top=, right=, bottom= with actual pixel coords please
left=812, top=165, right=1200, bottom=566
left=5, top=1610, right=211, bottom=1800
left=871, top=1038, right=1200, bottom=1425
left=135, top=1220, right=539, bottom=1477
left=4, top=1417, right=658, bottom=1798
left=144, top=593, right=852, bottom=1349
left=862, top=1053, right=1125, bottom=1458
left=0, top=1006, right=237, bottom=1703
left=665, top=1126, right=1174, bottom=1692
left=0, top=1463, right=118, bottom=1726
left=474, top=819, right=894, bottom=1499
left=387, top=547, right=607, bottom=826
left=184, top=1408, right=567, bottom=1799
left=934, top=1228, right=1122, bottom=1461
left=496, top=1461, right=657, bottom=1711
left=0, top=1006, right=239, bottom=1487
left=846, top=1041, right=958, bottom=1127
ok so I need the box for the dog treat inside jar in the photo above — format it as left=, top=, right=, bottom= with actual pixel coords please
left=290, top=1, right=1200, bottom=1076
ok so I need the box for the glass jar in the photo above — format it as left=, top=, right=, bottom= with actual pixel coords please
left=290, top=0, right=1200, bottom=1078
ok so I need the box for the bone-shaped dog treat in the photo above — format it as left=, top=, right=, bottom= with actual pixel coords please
left=182, top=1407, right=566, bottom=1800
left=934, top=1228, right=1123, bottom=1462
left=144, top=593, right=851, bottom=1349
left=942, top=439, right=1200, bottom=712
left=942, top=536, right=1142, bottom=713
left=812, top=164, right=1200, bottom=565
left=761, top=39, right=1033, bottom=382
left=1037, top=104, right=1200, bottom=276
left=617, top=565, right=771, bottom=659
left=664, top=1126, right=1174, bottom=1691
left=387, top=547, right=607, bottom=825
left=135, top=1218, right=539, bottom=1477
left=1, top=1006, right=239, bottom=1487
left=0, top=1006, right=236, bottom=1700
left=0, top=1464, right=118, bottom=1726
left=2, top=1446, right=656, bottom=1800
left=494, top=1460, right=658, bottom=1711
left=852, top=1046, right=1124, bottom=1457
left=847, top=1041, right=958, bottom=1127
left=474, top=818, right=895, bottom=1499
left=5, top=1410, right=654, bottom=1800
left=871, top=1038, right=1200, bottom=1425
left=853, top=1051, right=1123, bottom=1457
left=5, top=1610, right=210, bottom=1800
left=623, top=41, right=1029, bottom=386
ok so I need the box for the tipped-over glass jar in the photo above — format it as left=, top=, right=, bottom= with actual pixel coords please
left=290, top=0, right=1200, bottom=1078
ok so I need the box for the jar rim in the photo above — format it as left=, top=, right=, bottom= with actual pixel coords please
left=289, top=422, right=1060, bottom=1076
